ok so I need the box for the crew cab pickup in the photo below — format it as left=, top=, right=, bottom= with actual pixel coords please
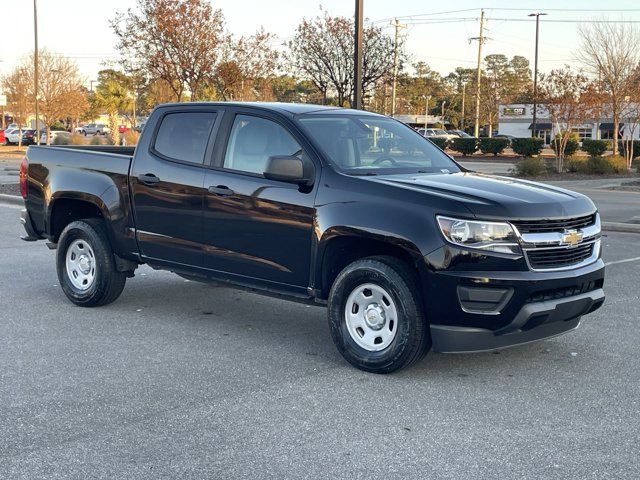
left=20, top=102, right=605, bottom=373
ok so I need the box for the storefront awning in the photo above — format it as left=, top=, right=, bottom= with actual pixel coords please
left=599, top=123, right=624, bottom=131
left=528, top=122, right=552, bottom=130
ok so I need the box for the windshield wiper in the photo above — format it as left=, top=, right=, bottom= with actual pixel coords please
left=347, top=171, right=378, bottom=176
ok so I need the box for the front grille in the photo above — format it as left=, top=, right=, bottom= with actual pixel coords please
left=526, top=279, right=604, bottom=303
left=526, top=243, right=594, bottom=269
left=512, top=214, right=596, bottom=233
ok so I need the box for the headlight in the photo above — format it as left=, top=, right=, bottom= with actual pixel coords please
left=437, top=216, right=522, bottom=255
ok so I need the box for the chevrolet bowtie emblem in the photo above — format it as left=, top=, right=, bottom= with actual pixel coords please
left=562, top=229, right=584, bottom=246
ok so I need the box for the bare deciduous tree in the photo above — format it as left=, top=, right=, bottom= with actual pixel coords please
left=214, top=28, right=279, bottom=101
left=288, top=13, right=396, bottom=107
left=620, top=70, right=640, bottom=167
left=112, top=0, right=225, bottom=101
left=2, top=65, right=33, bottom=147
left=22, top=50, right=88, bottom=143
left=578, top=21, right=640, bottom=156
left=539, top=66, right=595, bottom=172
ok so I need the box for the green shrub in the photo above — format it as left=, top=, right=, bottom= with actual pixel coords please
left=479, top=137, right=509, bottom=156
left=123, top=130, right=140, bottom=146
left=511, top=137, right=544, bottom=157
left=428, top=137, right=449, bottom=150
left=52, top=135, right=70, bottom=145
left=581, top=139, right=610, bottom=157
left=49, top=121, right=66, bottom=131
left=69, top=133, right=85, bottom=145
left=515, top=157, right=547, bottom=177
left=565, top=156, right=588, bottom=173
left=585, top=156, right=628, bottom=174
left=450, top=137, right=478, bottom=156
left=552, top=134, right=579, bottom=157
left=618, top=140, right=640, bottom=159
left=607, top=156, right=629, bottom=173
left=89, top=136, right=104, bottom=145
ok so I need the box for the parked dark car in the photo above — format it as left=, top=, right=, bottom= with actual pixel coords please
left=493, top=134, right=517, bottom=145
left=20, top=102, right=605, bottom=373
left=448, top=130, right=475, bottom=138
left=21, top=129, right=37, bottom=145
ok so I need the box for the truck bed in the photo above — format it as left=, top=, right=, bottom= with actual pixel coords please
left=24, top=145, right=136, bottom=256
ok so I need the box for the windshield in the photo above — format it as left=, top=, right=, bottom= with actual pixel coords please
left=297, top=114, right=461, bottom=175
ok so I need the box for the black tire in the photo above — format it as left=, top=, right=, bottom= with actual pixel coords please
left=56, top=219, right=126, bottom=307
left=328, top=256, right=431, bottom=374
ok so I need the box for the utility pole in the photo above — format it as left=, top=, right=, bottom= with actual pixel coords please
left=461, top=83, right=466, bottom=130
left=441, top=101, right=447, bottom=128
left=353, top=0, right=364, bottom=110
left=470, top=9, right=486, bottom=138
left=390, top=19, right=406, bottom=117
left=33, top=0, right=40, bottom=145
left=529, top=12, right=547, bottom=138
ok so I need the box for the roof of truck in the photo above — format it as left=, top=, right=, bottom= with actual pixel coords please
left=155, top=101, right=382, bottom=117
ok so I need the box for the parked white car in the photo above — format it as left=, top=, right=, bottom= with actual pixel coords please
left=417, top=128, right=458, bottom=140
left=4, top=128, right=25, bottom=145
left=41, top=131, right=71, bottom=145
left=80, top=123, right=110, bottom=136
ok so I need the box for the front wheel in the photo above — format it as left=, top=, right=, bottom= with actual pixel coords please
left=328, top=256, right=431, bottom=373
left=56, top=219, right=126, bottom=307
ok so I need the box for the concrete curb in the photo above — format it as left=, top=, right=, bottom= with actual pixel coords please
left=0, top=194, right=23, bottom=207
left=602, top=222, right=640, bottom=234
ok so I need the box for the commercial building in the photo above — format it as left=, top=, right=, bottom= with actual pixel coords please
left=498, top=103, right=640, bottom=145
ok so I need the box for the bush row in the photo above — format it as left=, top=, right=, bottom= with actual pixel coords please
left=51, top=130, right=140, bottom=146
left=429, top=136, right=640, bottom=160
left=517, top=155, right=630, bottom=177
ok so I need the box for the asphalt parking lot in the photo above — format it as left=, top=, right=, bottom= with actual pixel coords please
left=1, top=203, right=639, bottom=479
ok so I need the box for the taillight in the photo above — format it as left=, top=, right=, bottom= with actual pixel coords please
left=19, top=157, right=28, bottom=199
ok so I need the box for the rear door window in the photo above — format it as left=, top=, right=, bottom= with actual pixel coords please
left=223, top=115, right=302, bottom=175
left=153, top=112, right=217, bottom=165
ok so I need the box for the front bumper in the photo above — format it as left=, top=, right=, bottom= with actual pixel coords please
left=431, top=288, right=604, bottom=353
left=423, top=247, right=605, bottom=352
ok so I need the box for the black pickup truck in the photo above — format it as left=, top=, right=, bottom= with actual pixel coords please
left=20, top=102, right=605, bottom=373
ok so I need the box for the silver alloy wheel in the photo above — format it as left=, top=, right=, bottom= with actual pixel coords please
left=65, top=239, right=96, bottom=291
left=344, top=283, right=399, bottom=351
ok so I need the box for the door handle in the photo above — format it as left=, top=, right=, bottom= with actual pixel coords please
left=138, top=173, right=160, bottom=186
left=208, top=185, right=234, bottom=196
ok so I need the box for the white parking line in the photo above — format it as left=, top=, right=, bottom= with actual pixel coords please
left=605, top=256, right=640, bottom=267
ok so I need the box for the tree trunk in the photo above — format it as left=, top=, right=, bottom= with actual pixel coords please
left=613, top=114, right=619, bottom=156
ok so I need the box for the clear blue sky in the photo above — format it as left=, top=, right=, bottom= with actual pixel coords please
left=2, top=0, right=640, bottom=88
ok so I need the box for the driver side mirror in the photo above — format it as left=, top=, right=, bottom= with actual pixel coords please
left=263, top=155, right=314, bottom=187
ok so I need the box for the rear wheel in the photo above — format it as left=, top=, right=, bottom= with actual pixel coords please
left=328, top=256, right=431, bottom=373
left=56, top=219, right=126, bottom=307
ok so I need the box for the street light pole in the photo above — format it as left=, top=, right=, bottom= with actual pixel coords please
left=33, top=0, right=40, bottom=145
left=422, top=94, right=431, bottom=131
left=353, top=0, right=363, bottom=110
left=529, top=12, right=547, bottom=139
left=441, top=101, right=446, bottom=128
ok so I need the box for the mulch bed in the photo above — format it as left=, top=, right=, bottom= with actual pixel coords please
left=515, top=173, right=638, bottom=181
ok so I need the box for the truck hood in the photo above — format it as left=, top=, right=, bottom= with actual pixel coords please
left=365, top=172, right=596, bottom=220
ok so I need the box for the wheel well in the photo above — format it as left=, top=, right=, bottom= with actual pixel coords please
left=50, top=198, right=104, bottom=242
left=319, top=236, right=423, bottom=299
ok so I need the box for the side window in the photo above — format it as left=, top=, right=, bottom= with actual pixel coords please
left=223, top=115, right=302, bottom=174
left=154, top=112, right=216, bottom=165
